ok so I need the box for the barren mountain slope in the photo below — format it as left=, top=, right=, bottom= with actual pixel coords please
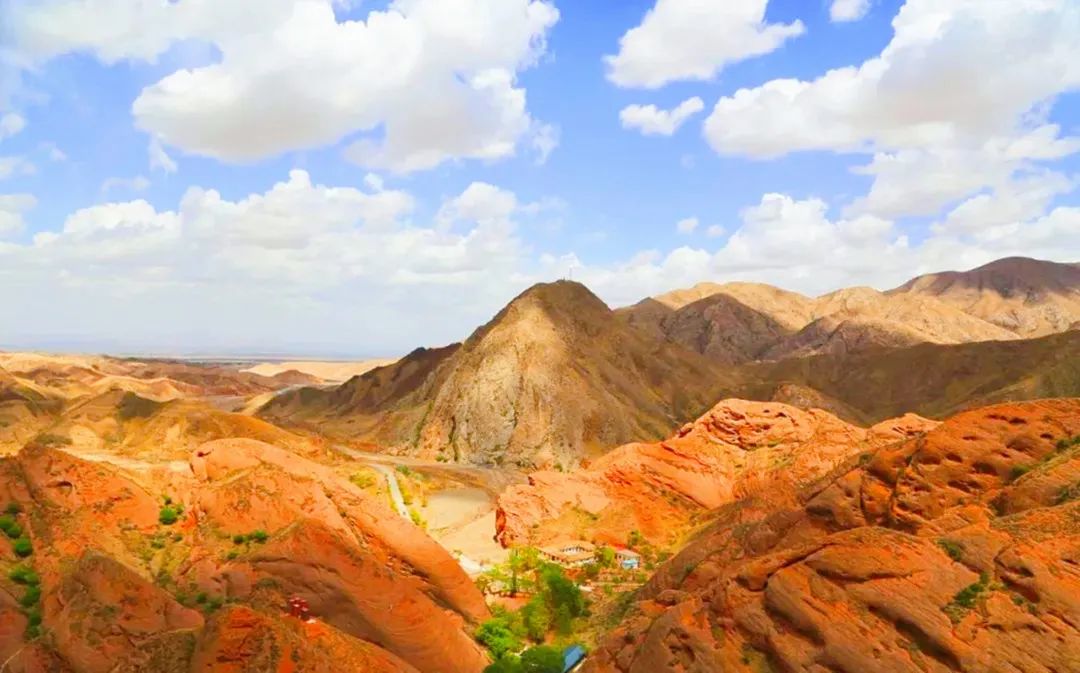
left=619, top=257, right=1074, bottom=362
left=262, top=281, right=728, bottom=468
left=734, top=330, right=1080, bottom=425
left=584, top=399, right=1080, bottom=673
left=889, top=256, right=1080, bottom=337
left=765, top=292, right=1018, bottom=360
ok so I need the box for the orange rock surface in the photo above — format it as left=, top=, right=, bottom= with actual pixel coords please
left=584, top=399, right=1080, bottom=673
left=495, top=399, right=938, bottom=548
left=0, top=437, right=488, bottom=673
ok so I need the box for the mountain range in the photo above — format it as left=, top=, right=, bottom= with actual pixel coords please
left=263, top=257, right=1080, bottom=467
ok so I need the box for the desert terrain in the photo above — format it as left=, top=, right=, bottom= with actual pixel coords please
left=0, top=256, right=1077, bottom=672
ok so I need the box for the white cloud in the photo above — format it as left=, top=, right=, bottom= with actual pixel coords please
left=0, top=113, right=26, bottom=140
left=0, top=156, right=35, bottom=180
left=9, top=0, right=560, bottom=173
left=830, top=0, right=871, bottom=23
left=559, top=191, right=1080, bottom=307
left=0, top=171, right=537, bottom=353
left=437, top=182, right=518, bottom=229
left=101, top=175, right=151, bottom=195
left=676, top=216, right=698, bottom=234
left=148, top=136, right=177, bottom=174
left=706, top=224, right=725, bottom=238
left=605, top=0, right=804, bottom=89
left=0, top=193, right=36, bottom=238
left=703, top=0, right=1080, bottom=218
left=530, top=122, right=560, bottom=165
left=620, top=96, right=704, bottom=136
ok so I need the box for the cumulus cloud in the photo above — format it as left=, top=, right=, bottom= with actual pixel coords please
left=0, top=193, right=35, bottom=238
left=830, top=0, right=871, bottom=23
left=620, top=97, right=704, bottom=136
left=8, top=0, right=559, bottom=173
left=706, top=224, right=725, bottom=238
left=675, top=216, right=698, bottom=234
left=558, top=192, right=1080, bottom=307
left=0, top=171, right=542, bottom=353
left=701, top=0, right=1080, bottom=219
left=605, top=0, right=804, bottom=89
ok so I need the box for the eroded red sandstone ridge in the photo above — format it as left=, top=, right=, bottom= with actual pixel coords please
left=0, top=437, right=489, bottom=672
left=584, top=399, right=1080, bottom=673
left=496, top=399, right=937, bottom=548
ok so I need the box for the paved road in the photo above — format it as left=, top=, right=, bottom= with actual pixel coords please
left=334, top=445, right=496, bottom=575
left=369, top=462, right=410, bottom=519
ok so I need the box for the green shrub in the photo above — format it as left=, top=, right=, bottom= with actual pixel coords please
left=232, top=534, right=246, bottom=545
left=5, top=502, right=22, bottom=516
left=159, top=506, right=179, bottom=525
left=395, top=464, right=413, bottom=477
left=226, top=550, right=239, bottom=561
left=1008, top=464, right=1032, bottom=482
left=13, top=537, right=33, bottom=558
left=937, top=539, right=964, bottom=561
left=195, top=592, right=208, bottom=604
left=250, top=530, right=269, bottom=543
left=475, top=617, right=523, bottom=660
left=25, top=606, right=42, bottom=627
left=9, top=566, right=39, bottom=586
left=19, top=585, right=40, bottom=607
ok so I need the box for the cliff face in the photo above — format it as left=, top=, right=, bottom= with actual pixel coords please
left=262, top=281, right=728, bottom=468
left=584, top=399, right=1080, bottom=673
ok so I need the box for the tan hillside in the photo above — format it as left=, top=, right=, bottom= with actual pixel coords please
left=261, top=281, right=728, bottom=468
left=618, top=258, right=1071, bottom=362
left=889, top=256, right=1080, bottom=337
left=765, top=291, right=1018, bottom=360
left=733, top=330, right=1080, bottom=425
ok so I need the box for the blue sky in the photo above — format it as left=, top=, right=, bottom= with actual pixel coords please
left=0, top=0, right=1078, bottom=356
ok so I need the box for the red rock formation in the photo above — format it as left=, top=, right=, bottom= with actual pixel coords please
left=496, top=400, right=937, bottom=548
left=585, top=399, right=1080, bottom=673
left=189, top=605, right=417, bottom=673
left=0, top=438, right=489, bottom=673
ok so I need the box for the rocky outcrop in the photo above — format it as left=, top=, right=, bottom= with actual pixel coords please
left=0, top=438, right=489, bottom=673
left=495, top=400, right=937, bottom=548
left=585, top=399, right=1080, bottom=673
left=189, top=605, right=417, bottom=673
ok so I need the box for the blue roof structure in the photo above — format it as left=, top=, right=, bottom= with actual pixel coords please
left=563, top=645, right=586, bottom=672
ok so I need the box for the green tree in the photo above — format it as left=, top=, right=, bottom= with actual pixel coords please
left=476, top=618, right=523, bottom=660
left=553, top=604, right=573, bottom=636
left=483, top=657, right=522, bottom=673
left=521, top=646, right=564, bottom=673
left=539, top=564, right=584, bottom=619
left=521, top=597, right=551, bottom=642
left=596, top=546, right=615, bottom=568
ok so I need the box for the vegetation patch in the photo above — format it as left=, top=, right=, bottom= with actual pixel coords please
left=117, top=392, right=163, bottom=421
left=937, top=539, right=964, bottom=562
left=944, top=572, right=995, bottom=623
